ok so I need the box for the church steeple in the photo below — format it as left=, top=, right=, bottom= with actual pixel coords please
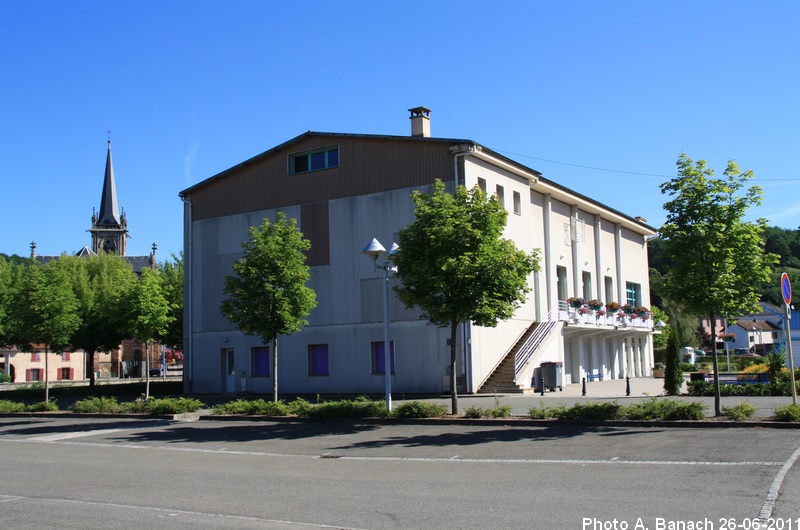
left=89, top=138, right=128, bottom=256
left=98, top=140, right=121, bottom=226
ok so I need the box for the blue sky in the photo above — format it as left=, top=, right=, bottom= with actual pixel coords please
left=1, top=1, right=798, bottom=259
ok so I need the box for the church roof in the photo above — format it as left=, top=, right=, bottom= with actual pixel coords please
left=97, top=140, right=121, bottom=226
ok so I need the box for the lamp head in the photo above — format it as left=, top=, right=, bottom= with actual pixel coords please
left=361, top=238, right=386, bottom=261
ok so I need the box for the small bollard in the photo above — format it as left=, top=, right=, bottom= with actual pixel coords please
left=626, top=376, right=631, bottom=396
left=582, top=377, right=586, bottom=396
left=540, top=373, right=546, bottom=396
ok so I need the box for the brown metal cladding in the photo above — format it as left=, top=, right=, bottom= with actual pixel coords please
left=300, top=201, right=330, bottom=267
left=184, top=134, right=458, bottom=222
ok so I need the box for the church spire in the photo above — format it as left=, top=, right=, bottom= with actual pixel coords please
left=97, top=139, right=121, bottom=226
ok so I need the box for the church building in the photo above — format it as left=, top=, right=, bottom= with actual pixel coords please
left=2, top=139, right=158, bottom=383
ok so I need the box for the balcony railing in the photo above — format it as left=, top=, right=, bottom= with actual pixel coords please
left=556, top=300, right=654, bottom=330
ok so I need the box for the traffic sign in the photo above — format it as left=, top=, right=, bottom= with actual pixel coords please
left=781, top=272, right=792, bottom=306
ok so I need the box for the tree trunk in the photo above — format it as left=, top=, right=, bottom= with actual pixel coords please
left=709, top=312, right=721, bottom=417
left=87, top=350, right=96, bottom=387
left=449, top=320, right=459, bottom=415
left=44, top=345, right=50, bottom=403
left=272, top=337, right=278, bottom=403
left=145, top=340, right=151, bottom=400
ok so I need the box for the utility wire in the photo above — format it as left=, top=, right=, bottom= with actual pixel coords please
left=494, top=149, right=800, bottom=182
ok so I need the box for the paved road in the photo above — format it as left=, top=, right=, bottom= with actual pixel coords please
left=1, top=415, right=799, bottom=529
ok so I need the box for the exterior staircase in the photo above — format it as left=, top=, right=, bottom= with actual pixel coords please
left=477, top=324, right=538, bottom=394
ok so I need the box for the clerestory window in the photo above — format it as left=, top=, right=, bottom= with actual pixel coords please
left=290, top=146, right=339, bottom=174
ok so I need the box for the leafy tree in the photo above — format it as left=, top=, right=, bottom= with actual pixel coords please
left=10, top=257, right=81, bottom=401
left=650, top=306, right=669, bottom=350
left=659, top=153, right=777, bottom=415
left=392, top=180, right=540, bottom=414
left=220, top=212, right=317, bottom=402
left=0, top=258, right=13, bottom=344
left=65, top=254, right=137, bottom=386
left=157, top=252, right=184, bottom=348
left=125, top=267, right=174, bottom=399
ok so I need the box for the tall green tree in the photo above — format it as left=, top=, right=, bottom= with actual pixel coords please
left=663, top=322, right=683, bottom=396
left=220, top=212, right=317, bottom=402
left=0, top=258, right=13, bottom=345
left=157, top=252, right=184, bottom=348
left=10, top=257, right=81, bottom=401
left=392, top=180, right=539, bottom=414
left=125, top=267, right=174, bottom=399
left=659, top=153, right=777, bottom=415
left=65, top=254, right=137, bottom=386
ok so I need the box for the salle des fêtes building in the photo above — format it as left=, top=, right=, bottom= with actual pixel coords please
left=179, top=108, right=659, bottom=397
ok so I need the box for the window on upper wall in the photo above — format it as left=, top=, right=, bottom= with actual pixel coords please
left=308, top=344, right=329, bottom=376
left=27, top=368, right=41, bottom=382
left=371, top=341, right=395, bottom=375
left=290, top=146, right=339, bottom=174
left=625, top=282, right=642, bottom=307
left=513, top=191, right=521, bottom=215
left=582, top=271, right=592, bottom=300
left=495, top=185, right=505, bottom=209
left=557, top=266, right=568, bottom=301
left=31, top=352, right=41, bottom=362
left=477, top=177, right=487, bottom=193
left=251, top=346, right=270, bottom=377
left=59, top=368, right=72, bottom=380
left=604, top=276, right=614, bottom=304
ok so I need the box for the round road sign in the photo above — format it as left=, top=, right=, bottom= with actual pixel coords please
left=781, top=272, right=792, bottom=306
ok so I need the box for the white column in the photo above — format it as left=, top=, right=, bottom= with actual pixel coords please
left=543, top=194, right=554, bottom=315
left=571, top=205, right=580, bottom=297
left=579, top=338, right=587, bottom=382
left=594, top=216, right=603, bottom=301
left=615, top=223, right=623, bottom=303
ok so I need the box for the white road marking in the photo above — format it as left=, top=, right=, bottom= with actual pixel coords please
left=28, top=428, right=130, bottom=442
left=0, top=493, right=366, bottom=529
left=758, top=442, right=800, bottom=524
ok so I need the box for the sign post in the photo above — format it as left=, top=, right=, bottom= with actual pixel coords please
left=781, top=273, right=797, bottom=405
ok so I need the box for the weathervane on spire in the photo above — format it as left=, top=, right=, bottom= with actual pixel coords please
left=107, top=121, right=112, bottom=143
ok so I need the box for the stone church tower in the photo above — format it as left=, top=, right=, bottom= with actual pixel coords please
left=89, top=140, right=128, bottom=255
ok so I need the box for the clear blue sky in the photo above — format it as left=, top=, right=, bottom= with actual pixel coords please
left=2, top=1, right=798, bottom=259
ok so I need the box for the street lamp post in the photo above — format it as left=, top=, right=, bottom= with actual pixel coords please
left=362, top=238, right=399, bottom=411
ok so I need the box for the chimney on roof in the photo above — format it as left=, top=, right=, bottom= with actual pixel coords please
left=409, top=106, right=431, bottom=137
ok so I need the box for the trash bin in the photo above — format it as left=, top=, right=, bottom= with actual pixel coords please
left=690, top=373, right=706, bottom=382
left=540, top=361, right=563, bottom=392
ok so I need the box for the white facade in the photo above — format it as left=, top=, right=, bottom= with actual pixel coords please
left=180, top=127, right=658, bottom=396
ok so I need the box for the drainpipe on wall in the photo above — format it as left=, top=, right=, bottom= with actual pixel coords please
left=450, top=143, right=476, bottom=392
left=181, top=196, right=193, bottom=394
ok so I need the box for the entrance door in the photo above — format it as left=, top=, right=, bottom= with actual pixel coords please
left=222, top=349, right=235, bottom=393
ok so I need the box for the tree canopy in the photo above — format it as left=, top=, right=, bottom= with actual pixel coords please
left=220, top=212, right=317, bottom=402
left=658, top=153, right=777, bottom=415
left=124, top=267, right=174, bottom=399
left=392, top=180, right=540, bottom=414
left=10, top=257, right=81, bottom=401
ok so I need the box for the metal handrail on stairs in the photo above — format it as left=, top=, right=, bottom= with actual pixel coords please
left=513, top=310, right=558, bottom=377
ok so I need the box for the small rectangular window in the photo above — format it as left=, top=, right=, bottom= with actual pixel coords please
left=625, top=282, right=642, bottom=307
left=582, top=271, right=592, bottom=300
left=60, top=368, right=72, bottom=380
left=371, top=341, right=395, bottom=375
left=308, top=344, right=329, bottom=376
left=604, top=276, right=614, bottom=304
left=291, top=146, right=339, bottom=174
left=513, top=191, right=521, bottom=215
left=496, top=185, right=505, bottom=208
left=477, top=177, right=487, bottom=193
left=251, top=346, right=270, bottom=377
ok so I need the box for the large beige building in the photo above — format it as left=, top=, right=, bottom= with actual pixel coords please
left=180, top=108, right=658, bottom=396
